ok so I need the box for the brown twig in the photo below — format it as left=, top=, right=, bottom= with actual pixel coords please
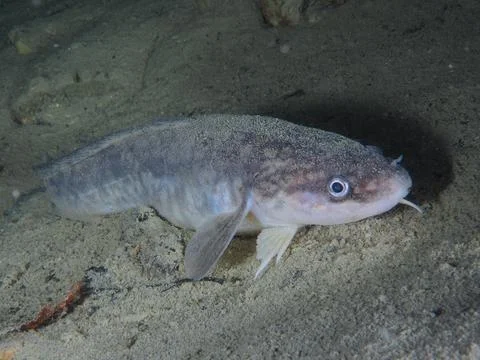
left=20, top=280, right=86, bottom=331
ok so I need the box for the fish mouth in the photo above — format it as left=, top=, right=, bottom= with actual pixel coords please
left=398, top=198, right=423, bottom=213
left=390, top=162, right=422, bottom=214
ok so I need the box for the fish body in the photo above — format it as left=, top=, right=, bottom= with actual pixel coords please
left=39, top=114, right=419, bottom=279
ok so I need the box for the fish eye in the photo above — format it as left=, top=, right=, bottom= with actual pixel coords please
left=328, top=177, right=350, bottom=198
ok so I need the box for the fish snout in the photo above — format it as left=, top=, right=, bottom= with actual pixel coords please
left=393, top=165, right=413, bottom=198
left=391, top=165, right=423, bottom=213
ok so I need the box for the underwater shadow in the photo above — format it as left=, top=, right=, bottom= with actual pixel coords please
left=256, top=101, right=452, bottom=203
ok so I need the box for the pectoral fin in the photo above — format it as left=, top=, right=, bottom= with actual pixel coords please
left=255, top=226, right=299, bottom=279
left=184, top=195, right=252, bottom=280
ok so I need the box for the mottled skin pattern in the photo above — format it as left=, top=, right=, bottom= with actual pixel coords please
left=39, top=114, right=414, bottom=279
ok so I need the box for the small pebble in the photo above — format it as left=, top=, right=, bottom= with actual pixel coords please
left=12, top=189, right=20, bottom=200
left=280, top=44, right=290, bottom=54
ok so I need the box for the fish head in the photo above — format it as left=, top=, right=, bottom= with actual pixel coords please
left=253, top=143, right=421, bottom=226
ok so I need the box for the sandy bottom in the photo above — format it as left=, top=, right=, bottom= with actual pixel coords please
left=0, top=0, right=479, bottom=358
